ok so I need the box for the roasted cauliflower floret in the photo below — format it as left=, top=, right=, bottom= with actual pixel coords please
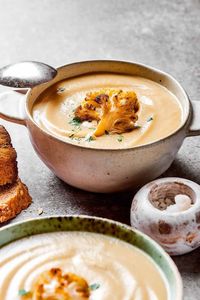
left=74, top=89, right=139, bottom=136
left=21, top=268, right=90, bottom=300
left=74, top=92, right=109, bottom=122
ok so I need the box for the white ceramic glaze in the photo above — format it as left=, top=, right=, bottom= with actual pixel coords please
left=0, top=60, right=200, bottom=192
left=130, top=177, right=200, bottom=255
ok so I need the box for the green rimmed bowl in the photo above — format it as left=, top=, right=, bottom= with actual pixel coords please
left=0, top=215, right=182, bottom=299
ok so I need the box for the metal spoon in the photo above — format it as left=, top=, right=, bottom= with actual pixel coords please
left=0, top=61, right=57, bottom=88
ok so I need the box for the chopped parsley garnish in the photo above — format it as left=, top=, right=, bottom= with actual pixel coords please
left=69, top=117, right=82, bottom=126
left=89, top=283, right=100, bottom=291
left=86, top=136, right=94, bottom=142
left=147, top=116, right=153, bottom=122
left=75, top=137, right=82, bottom=141
left=57, top=87, right=65, bottom=94
left=18, top=289, right=30, bottom=296
left=117, top=135, right=124, bottom=142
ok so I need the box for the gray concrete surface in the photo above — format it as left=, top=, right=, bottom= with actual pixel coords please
left=0, top=0, right=200, bottom=298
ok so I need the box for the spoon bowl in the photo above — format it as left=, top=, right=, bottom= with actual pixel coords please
left=0, top=61, right=57, bottom=88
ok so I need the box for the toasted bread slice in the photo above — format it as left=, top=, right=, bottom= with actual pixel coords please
left=0, top=178, right=32, bottom=223
left=0, top=126, right=18, bottom=185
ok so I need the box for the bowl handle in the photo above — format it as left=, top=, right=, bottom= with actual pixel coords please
left=0, top=90, right=27, bottom=126
left=187, top=101, right=200, bottom=136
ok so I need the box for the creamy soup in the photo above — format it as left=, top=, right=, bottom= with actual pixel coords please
left=0, top=232, right=169, bottom=300
left=32, top=73, right=182, bottom=149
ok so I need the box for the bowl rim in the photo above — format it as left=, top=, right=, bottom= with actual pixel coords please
left=0, top=214, right=183, bottom=299
left=25, top=59, right=191, bottom=152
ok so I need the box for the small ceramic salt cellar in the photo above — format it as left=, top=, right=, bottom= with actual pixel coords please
left=130, top=177, right=200, bottom=255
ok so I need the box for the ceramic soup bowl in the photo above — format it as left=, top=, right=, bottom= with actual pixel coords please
left=0, top=215, right=183, bottom=299
left=0, top=60, right=199, bottom=193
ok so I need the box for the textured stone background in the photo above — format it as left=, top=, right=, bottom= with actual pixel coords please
left=0, top=0, right=200, bottom=298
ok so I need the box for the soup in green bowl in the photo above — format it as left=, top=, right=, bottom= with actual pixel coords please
left=0, top=215, right=182, bottom=299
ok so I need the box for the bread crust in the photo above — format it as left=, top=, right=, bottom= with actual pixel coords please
left=0, top=126, right=18, bottom=185
left=0, top=178, right=32, bottom=223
